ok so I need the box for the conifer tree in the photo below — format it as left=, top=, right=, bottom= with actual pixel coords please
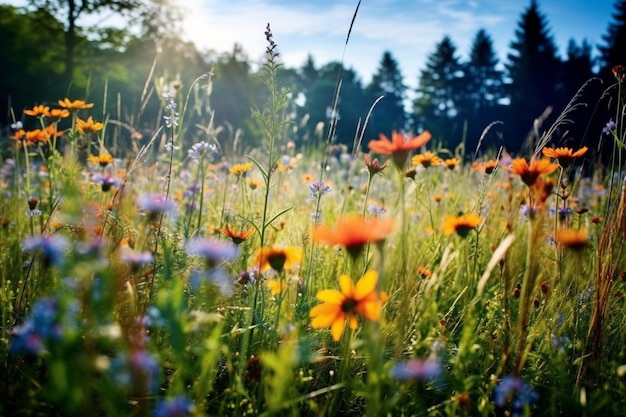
left=599, top=0, right=626, bottom=80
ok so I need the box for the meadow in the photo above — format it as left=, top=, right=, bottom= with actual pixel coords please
left=2, top=28, right=626, bottom=417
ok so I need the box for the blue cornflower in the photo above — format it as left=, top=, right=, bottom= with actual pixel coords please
left=22, top=234, right=69, bottom=267
left=391, top=358, right=442, bottom=381
left=309, top=181, right=331, bottom=200
left=10, top=298, right=62, bottom=355
left=493, top=375, right=538, bottom=417
left=153, top=395, right=196, bottom=417
left=603, top=119, right=617, bottom=135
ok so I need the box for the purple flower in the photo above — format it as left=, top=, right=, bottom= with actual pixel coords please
left=603, top=119, right=617, bottom=135
left=308, top=181, right=331, bottom=200
left=391, top=358, right=442, bottom=381
left=22, top=234, right=69, bottom=267
left=120, top=247, right=154, bottom=267
left=10, top=298, right=62, bottom=355
left=187, top=141, right=218, bottom=162
left=92, top=173, right=123, bottom=192
left=153, top=395, right=195, bottom=417
left=493, top=375, right=538, bottom=417
left=137, top=194, right=176, bottom=220
left=185, top=237, right=239, bottom=266
left=130, top=350, right=160, bottom=394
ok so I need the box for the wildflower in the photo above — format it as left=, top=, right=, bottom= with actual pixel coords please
left=368, top=130, right=432, bottom=169
left=391, top=358, right=442, bottom=381
left=309, top=271, right=386, bottom=341
left=153, top=395, right=196, bottom=417
left=411, top=151, right=443, bottom=168
left=441, top=213, right=482, bottom=238
left=48, top=108, right=70, bottom=120
left=229, top=162, right=253, bottom=178
left=130, top=350, right=160, bottom=394
left=10, top=298, right=62, bottom=355
left=613, top=64, right=626, bottom=82
left=554, top=228, right=588, bottom=251
left=367, top=204, right=386, bottom=217
left=444, top=157, right=461, bottom=170
left=76, top=116, right=104, bottom=134
left=404, top=167, right=417, bottom=180
left=267, top=279, right=288, bottom=296
left=91, top=173, right=123, bottom=192
left=313, top=214, right=394, bottom=259
left=541, top=146, right=588, bottom=168
left=246, top=178, right=264, bottom=190
left=473, top=159, right=498, bottom=174
left=10, top=129, right=26, bottom=142
left=309, top=181, right=332, bottom=200
left=603, top=120, right=616, bottom=135
left=24, top=104, right=50, bottom=118
left=137, top=194, right=176, bottom=221
left=493, top=375, right=538, bottom=417
left=418, top=265, right=432, bottom=279
left=22, top=234, right=69, bottom=267
left=501, top=158, right=558, bottom=187
left=218, top=225, right=254, bottom=245
left=26, top=196, right=42, bottom=217
left=88, top=152, right=114, bottom=168
left=364, top=153, right=389, bottom=176
left=58, top=98, right=94, bottom=110
left=187, top=141, right=218, bottom=162
left=186, top=237, right=239, bottom=267
left=255, top=246, right=302, bottom=273
left=119, top=246, right=154, bottom=268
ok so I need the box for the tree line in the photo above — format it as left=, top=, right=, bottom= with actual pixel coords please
left=1, top=0, right=625, bottom=160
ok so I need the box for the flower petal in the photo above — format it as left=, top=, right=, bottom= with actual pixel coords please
left=339, top=274, right=355, bottom=297
left=330, top=317, right=346, bottom=341
left=316, top=289, right=344, bottom=304
left=355, top=271, right=378, bottom=300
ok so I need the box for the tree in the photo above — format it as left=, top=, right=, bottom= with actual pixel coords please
left=412, top=35, right=464, bottom=148
left=365, top=51, right=407, bottom=139
left=25, top=0, right=148, bottom=83
left=598, top=0, right=626, bottom=80
left=504, top=0, right=563, bottom=151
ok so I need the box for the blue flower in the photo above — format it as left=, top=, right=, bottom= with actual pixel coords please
left=187, top=141, right=218, bottom=162
left=603, top=119, right=617, bottom=135
left=494, top=375, right=538, bottom=417
left=10, top=298, right=62, bottom=355
left=185, top=237, right=239, bottom=267
left=130, top=350, right=160, bottom=394
left=391, top=358, right=442, bottom=381
left=308, top=181, right=331, bottom=200
left=153, top=395, right=195, bottom=417
left=22, top=234, right=69, bottom=267
left=137, top=194, right=176, bottom=220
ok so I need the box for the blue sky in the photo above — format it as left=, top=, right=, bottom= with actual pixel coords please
left=5, top=0, right=617, bottom=88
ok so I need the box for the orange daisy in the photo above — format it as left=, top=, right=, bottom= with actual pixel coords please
left=441, top=213, right=482, bottom=238
left=443, top=158, right=461, bottom=170
left=412, top=151, right=443, bottom=168
left=58, top=98, right=94, bottom=110
left=310, top=271, right=386, bottom=341
left=473, top=159, right=499, bottom=175
left=48, top=108, right=70, bottom=121
left=24, top=104, right=50, bottom=118
left=368, top=130, right=432, bottom=168
left=88, top=152, right=114, bottom=167
left=312, top=214, right=394, bottom=259
left=541, top=146, right=588, bottom=167
left=218, top=225, right=254, bottom=245
left=76, top=116, right=104, bottom=133
left=554, top=228, right=588, bottom=251
left=255, top=246, right=302, bottom=273
left=501, top=158, right=559, bottom=187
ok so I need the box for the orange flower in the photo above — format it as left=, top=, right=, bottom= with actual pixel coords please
left=541, top=146, right=588, bottom=167
left=88, top=152, right=114, bottom=167
left=473, top=160, right=498, bottom=174
left=48, top=108, right=70, bottom=120
left=10, top=129, right=26, bottom=142
left=368, top=130, right=431, bottom=168
left=313, top=214, right=394, bottom=259
left=364, top=153, right=389, bottom=175
left=444, top=158, right=461, bottom=170
left=58, top=98, right=94, bottom=110
left=24, top=104, right=50, bottom=118
left=255, top=246, right=302, bottom=273
left=218, top=225, right=254, bottom=245
left=412, top=151, right=442, bottom=168
left=554, top=228, right=588, bottom=251
left=441, top=213, right=482, bottom=238
left=501, top=158, right=558, bottom=187
left=310, top=271, right=386, bottom=341
left=76, top=116, right=104, bottom=133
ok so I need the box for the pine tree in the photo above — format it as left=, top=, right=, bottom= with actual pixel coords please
left=412, top=35, right=464, bottom=147
left=365, top=51, right=407, bottom=139
left=599, top=0, right=626, bottom=80
left=505, top=0, right=563, bottom=151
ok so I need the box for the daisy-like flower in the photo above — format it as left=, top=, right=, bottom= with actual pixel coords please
left=541, top=146, right=588, bottom=168
left=48, top=108, right=70, bottom=121
left=218, top=225, right=254, bottom=245
left=441, top=213, right=482, bottom=238
left=246, top=178, right=264, bottom=190
left=187, top=141, right=218, bottom=162
left=313, top=214, right=394, bottom=259
left=309, top=271, right=387, bottom=341
left=364, top=153, right=389, bottom=176
left=412, top=151, right=443, bottom=169
left=368, top=130, right=432, bottom=169
left=91, top=173, right=123, bottom=192
left=267, top=279, right=288, bottom=296
left=444, top=157, right=461, bottom=170
left=473, top=159, right=499, bottom=175
left=229, top=162, right=254, bottom=178
left=137, top=193, right=176, bottom=221
left=255, top=246, right=302, bottom=273
left=76, top=116, right=104, bottom=134
left=501, top=158, right=559, bottom=187
left=186, top=237, right=239, bottom=267
left=24, top=104, right=50, bottom=118
left=88, top=152, right=114, bottom=168
left=58, top=98, right=94, bottom=110
left=554, top=228, right=588, bottom=251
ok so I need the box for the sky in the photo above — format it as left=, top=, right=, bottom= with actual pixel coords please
left=4, top=0, right=618, bottom=89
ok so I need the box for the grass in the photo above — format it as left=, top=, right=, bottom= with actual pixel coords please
left=2, top=24, right=626, bottom=417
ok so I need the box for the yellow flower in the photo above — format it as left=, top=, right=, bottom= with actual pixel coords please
left=255, top=246, right=302, bottom=273
left=554, top=228, right=588, bottom=251
left=246, top=178, right=264, bottom=190
left=88, top=152, right=114, bottom=167
left=58, top=98, right=94, bottom=110
left=473, top=159, right=498, bottom=175
left=412, top=151, right=443, bottom=168
left=76, top=116, right=104, bottom=133
left=229, top=162, right=253, bottom=177
left=24, top=104, right=50, bottom=118
left=267, top=279, right=288, bottom=296
left=310, top=271, right=386, bottom=341
left=444, top=157, right=461, bottom=170
left=441, top=213, right=482, bottom=238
